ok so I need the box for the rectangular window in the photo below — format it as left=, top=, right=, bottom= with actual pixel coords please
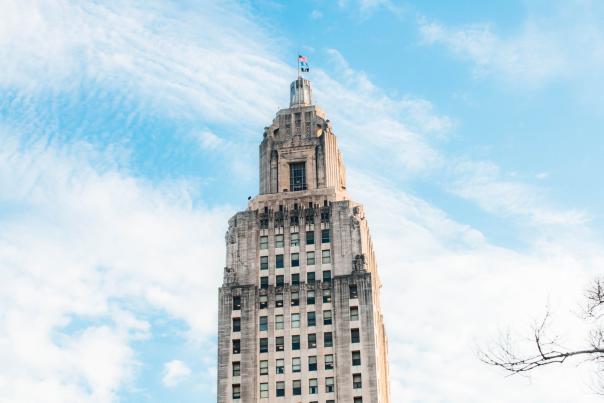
left=324, top=331, right=333, bottom=347
left=291, top=273, right=299, bottom=285
left=290, top=162, right=306, bottom=191
left=306, top=230, right=315, bottom=245
left=233, top=296, right=241, bottom=310
left=260, top=337, right=268, bottom=353
left=326, top=377, right=334, bottom=393
left=232, top=361, right=240, bottom=377
left=323, top=310, right=332, bottom=325
left=275, top=314, right=284, bottom=330
left=307, top=290, right=315, bottom=305
left=322, top=249, right=331, bottom=264
left=233, top=339, right=240, bottom=354
left=276, top=359, right=284, bottom=374
left=307, top=271, right=315, bottom=283
left=308, top=333, right=317, bottom=349
left=351, top=328, right=360, bottom=343
left=275, top=234, right=284, bottom=248
left=292, top=357, right=301, bottom=372
left=307, top=251, right=315, bottom=265
left=291, top=291, right=299, bottom=306
left=291, top=232, right=299, bottom=246
left=291, top=313, right=300, bottom=328
left=292, top=335, right=300, bottom=350
left=293, top=379, right=302, bottom=396
left=307, top=311, right=316, bottom=327
left=259, top=338, right=268, bottom=353
left=260, top=256, right=268, bottom=270
left=275, top=254, right=284, bottom=269
left=350, top=306, right=359, bottom=321
left=322, top=270, right=331, bottom=282
left=352, top=350, right=361, bottom=366
left=232, top=317, right=241, bottom=332
left=259, top=295, right=268, bottom=309
left=232, top=384, right=241, bottom=399
left=325, top=354, right=334, bottom=370
left=275, top=293, right=283, bottom=307
left=323, top=289, right=331, bottom=303
left=354, top=398, right=363, bottom=403
left=309, top=378, right=318, bottom=394
left=291, top=253, right=299, bottom=267
left=276, top=336, right=284, bottom=351
left=260, top=382, right=269, bottom=398
left=353, top=373, right=362, bottom=389
left=259, top=316, right=268, bottom=332
left=321, top=228, right=330, bottom=243
left=308, top=355, right=317, bottom=371
left=350, top=284, right=358, bottom=298
left=276, top=381, right=285, bottom=397
left=260, top=360, right=268, bottom=375
left=276, top=275, right=284, bottom=287
left=260, top=276, right=268, bottom=289
left=259, top=235, right=268, bottom=249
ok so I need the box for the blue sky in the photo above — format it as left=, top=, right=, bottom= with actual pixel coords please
left=1, top=0, right=604, bottom=402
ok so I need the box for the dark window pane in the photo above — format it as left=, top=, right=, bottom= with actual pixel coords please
left=324, top=331, right=333, bottom=347
left=306, top=231, right=314, bottom=245
left=260, top=338, right=268, bottom=353
left=351, top=328, right=360, bottom=343
left=321, top=229, right=330, bottom=243
left=290, top=162, right=306, bottom=191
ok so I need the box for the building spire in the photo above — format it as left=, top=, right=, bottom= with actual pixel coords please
left=290, top=77, right=312, bottom=107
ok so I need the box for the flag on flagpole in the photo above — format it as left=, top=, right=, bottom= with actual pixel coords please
left=298, top=55, right=309, bottom=72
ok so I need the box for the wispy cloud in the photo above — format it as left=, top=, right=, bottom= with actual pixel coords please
left=417, top=3, right=604, bottom=90
left=448, top=159, right=590, bottom=226
left=0, top=0, right=289, bottom=132
left=314, top=48, right=452, bottom=174
left=1, top=0, right=603, bottom=401
left=162, top=360, right=191, bottom=388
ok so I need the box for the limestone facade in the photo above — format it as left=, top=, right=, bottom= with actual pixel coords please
left=217, top=77, right=390, bottom=402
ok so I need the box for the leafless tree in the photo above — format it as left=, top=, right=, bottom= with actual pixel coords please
left=479, top=278, right=604, bottom=392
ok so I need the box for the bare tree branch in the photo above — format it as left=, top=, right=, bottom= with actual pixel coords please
left=479, top=278, right=604, bottom=393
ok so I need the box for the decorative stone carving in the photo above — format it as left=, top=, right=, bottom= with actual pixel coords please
left=223, top=266, right=237, bottom=284
left=353, top=254, right=367, bottom=272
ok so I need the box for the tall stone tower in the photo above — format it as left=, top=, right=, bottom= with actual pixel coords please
left=217, top=76, right=390, bottom=402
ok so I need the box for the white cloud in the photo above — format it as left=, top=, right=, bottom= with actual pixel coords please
left=0, top=0, right=289, bottom=132
left=0, top=129, right=230, bottom=402
left=162, top=360, right=191, bottom=388
left=417, top=3, right=604, bottom=89
left=448, top=159, right=589, bottom=226
left=1, top=0, right=603, bottom=402
left=350, top=171, right=604, bottom=402
left=313, top=48, right=452, bottom=175
left=310, top=10, right=323, bottom=20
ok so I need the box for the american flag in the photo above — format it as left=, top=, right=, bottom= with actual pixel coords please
left=298, top=55, right=309, bottom=72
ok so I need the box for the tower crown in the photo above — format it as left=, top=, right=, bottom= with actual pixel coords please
left=290, top=77, right=312, bottom=107
left=258, top=78, right=347, bottom=196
